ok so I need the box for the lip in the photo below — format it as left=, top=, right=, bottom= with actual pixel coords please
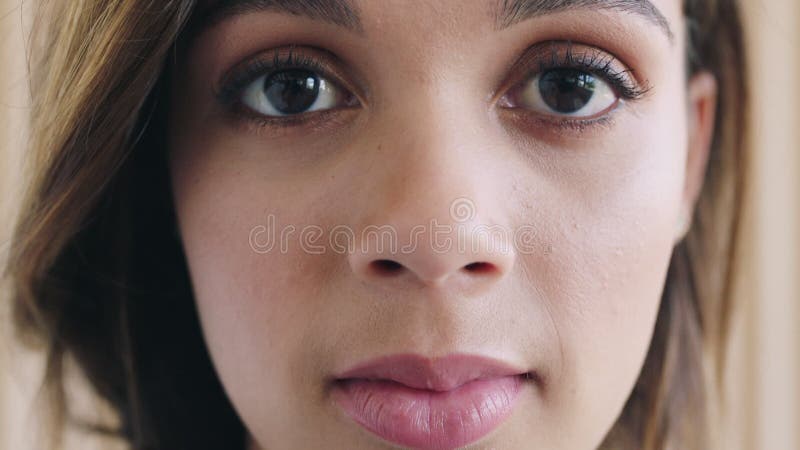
left=329, top=353, right=532, bottom=450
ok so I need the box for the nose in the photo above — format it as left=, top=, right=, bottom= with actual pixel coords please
left=346, top=108, right=516, bottom=292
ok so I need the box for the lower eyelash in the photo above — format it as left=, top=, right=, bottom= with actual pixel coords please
left=501, top=100, right=622, bottom=136
left=224, top=105, right=358, bottom=138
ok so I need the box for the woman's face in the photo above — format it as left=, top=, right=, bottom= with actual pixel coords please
left=168, top=0, right=716, bottom=448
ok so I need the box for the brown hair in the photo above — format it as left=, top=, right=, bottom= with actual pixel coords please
left=4, top=1, right=749, bottom=449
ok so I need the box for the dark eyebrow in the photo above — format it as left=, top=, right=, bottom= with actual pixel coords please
left=199, top=0, right=364, bottom=34
left=197, top=0, right=672, bottom=44
left=494, top=0, right=674, bottom=43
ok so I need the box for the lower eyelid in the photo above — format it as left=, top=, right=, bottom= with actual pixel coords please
left=225, top=103, right=361, bottom=138
left=228, top=89, right=623, bottom=139
left=495, top=98, right=625, bottom=136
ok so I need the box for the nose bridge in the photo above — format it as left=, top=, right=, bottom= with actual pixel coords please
left=370, top=78, right=491, bottom=220
left=347, top=93, right=516, bottom=290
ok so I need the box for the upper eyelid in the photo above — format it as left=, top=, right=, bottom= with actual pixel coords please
left=214, top=46, right=355, bottom=106
left=513, top=42, right=631, bottom=82
left=496, top=41, right=651, bottom=100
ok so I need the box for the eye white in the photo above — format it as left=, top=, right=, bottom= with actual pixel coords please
left=517, top=71, right=618, bottom=117
left=241, top=74, right=341, bottom=117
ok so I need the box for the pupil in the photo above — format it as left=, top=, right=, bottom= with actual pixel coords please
left=538, top=69, right=596, bottom=113
left=264, top=69, right=320, bottom=114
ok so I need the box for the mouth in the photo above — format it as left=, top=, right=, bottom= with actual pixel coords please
left=329, top=353, right=535, bottom=450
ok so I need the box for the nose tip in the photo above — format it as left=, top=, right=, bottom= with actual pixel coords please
left=347, top=224, right=516, bottom=289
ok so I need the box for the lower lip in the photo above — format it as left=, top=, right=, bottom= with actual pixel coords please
left=331, top=374, right=525, bottom=450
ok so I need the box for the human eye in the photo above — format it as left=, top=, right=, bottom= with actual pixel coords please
left=499, top=41, right=651, bottom=126
left=215, top=46, right=360, bottom=131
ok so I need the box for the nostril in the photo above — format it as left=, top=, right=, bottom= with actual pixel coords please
left=463, top=262, right=496, bottom=274
left=369, top=259, right=405, bottom=276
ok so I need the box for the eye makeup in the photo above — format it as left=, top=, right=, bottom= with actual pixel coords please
left=495, top=40, right=652, bottom=134
left=515, top=40, right=652, bottom=102
left=214, top=45, right=361, bottom=134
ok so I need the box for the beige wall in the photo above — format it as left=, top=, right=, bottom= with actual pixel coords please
left=0, top=1, right=36, bottom=448
left=0, top=0, right=32, bottom=448
left=1, top=1, right=798, bottom=449
left=741, top=1, right=800, bottom=449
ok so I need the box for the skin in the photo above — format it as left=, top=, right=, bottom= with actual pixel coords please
left=168, top=0, right=717, bottom=448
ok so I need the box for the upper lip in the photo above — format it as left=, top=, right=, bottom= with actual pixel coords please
left=332, top=353, right=530, bottom=391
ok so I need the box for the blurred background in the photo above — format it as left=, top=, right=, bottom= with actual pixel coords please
left=0, top=1, right=798, bottom=449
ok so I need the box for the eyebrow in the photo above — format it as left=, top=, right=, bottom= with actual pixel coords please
left=199, top=0, right=364, bottom=33
left=199, top=0, right=673, bottom=43
left=495, top=0, right=674, bottom=42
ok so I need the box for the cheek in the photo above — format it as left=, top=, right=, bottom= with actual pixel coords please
left=168, top=131, right=347, bottom=443
left=513, top=99, right=687, bottom=437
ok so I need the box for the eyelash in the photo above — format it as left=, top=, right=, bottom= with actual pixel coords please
left=217, top=47, right=331, bottom=106
left=495, top=40, right=651, bottom=132
left=516, top=41, right=650, bottom=102
left=216, top=47, right=357, bottom=131
left=215, top=42, right=651, bottom=132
